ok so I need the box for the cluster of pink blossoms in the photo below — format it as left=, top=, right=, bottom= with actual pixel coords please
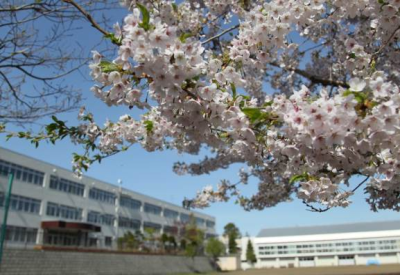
left=72, top=0, right=400, bottom=212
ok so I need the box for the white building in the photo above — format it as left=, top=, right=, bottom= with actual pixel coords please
left=241, top=221, right=400, bottom=269
left=0, top=147, right=216, bottom=249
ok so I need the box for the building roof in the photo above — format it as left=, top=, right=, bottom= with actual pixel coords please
left=257, top=220, right=400, bottom=238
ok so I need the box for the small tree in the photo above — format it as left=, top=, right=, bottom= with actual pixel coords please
left=118, top=231, right=143, bottom=251
left=206, top=238, right=226, bottom=260
left=144, top=227, right=158, bottom=251
left=246, top=239, right=257, bottom=264
left=180, top=239, right=187, bottom=251
left=223, top=223, right=241, bottom=254
left=184, top=214, right=205, bottom=257
left=168, top=235, right=177, bottom=250
left=161, top=233, right=169, bottom=251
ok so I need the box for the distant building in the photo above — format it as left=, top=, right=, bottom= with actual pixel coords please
left=241, top=221, right=400, bottom=269
left=0, top=147, right=216, bottom=249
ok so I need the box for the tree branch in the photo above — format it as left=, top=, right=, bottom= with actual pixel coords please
left=202, top=24, right=239, bottom=45
left=61, top=0, right=110, bottom=37
left=270, top=62, right=349, bottom=88
left=303, top=176, right=370, bottom=213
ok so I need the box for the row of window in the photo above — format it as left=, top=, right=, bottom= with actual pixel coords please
left=144, top=203, right=162, bottom=215
left=164, top=209, right=179, bottom=219
left=0, top=192, right=41, bottom=214
left=258, top=239, right=400, bottom=256
left=46, top=202, right=82, bottom=221
left=0, top=192, right=213, bottom=229
left=4, top=225, right=37, bottom=244
left=143, top=221, right=162, bottom=233
left=0, top=159, right=44, bottom=186
left=120, top=195, right=141, bottom=210
left=49, top=175, right=85, bottom=197
left=118, top=216, right=141, bottom=230
left=0, top=159, right=214, bottom=228
left=89, top=187, right=116, bottom=204
left=87, top=211, right=115, bottom=226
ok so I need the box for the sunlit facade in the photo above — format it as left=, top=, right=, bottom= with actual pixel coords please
left=0, top=147, right=216, bottom=249
left=241, top=221, right=400, bottom=269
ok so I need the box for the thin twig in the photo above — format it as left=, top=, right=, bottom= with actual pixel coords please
left=202, top=24, right=239, bottom=45
left=351, top=176, right=370, bottom=193
left=61, top=0, right=109, bottom=37
left=370, top=25, right=400, bottom=64
left=269, top=62, right=349, bottom=88
left=303, top=176, right=370, bottom=213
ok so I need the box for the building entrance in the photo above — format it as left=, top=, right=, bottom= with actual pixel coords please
left=41, top=221, right=101, bottom=247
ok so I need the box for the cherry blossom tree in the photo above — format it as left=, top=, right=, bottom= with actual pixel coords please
left=4, top=0, right=400, bottom=212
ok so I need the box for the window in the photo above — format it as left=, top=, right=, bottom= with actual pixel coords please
left=163, top=225, right=178, bottom=235
left=49, top=175, right=84, bottom=196
left=196, top=217, right=205, bottom=227
left=143, top=222, right=161, bottom=233
left=299, top=257, right=314, bottom=261
left=46, top=202, right=82, bottom=220
left=144, top=203, right=161, bottom=215
left=0, top=159, right=44, bottom=186
left=0, top=192, right=41, bottom=214
left=180, top=213, right=190, bottom=223
left=120, top=195, right=141, bottom=210
left=164, top=209, right=179, bottom=220
left=89, top=188, right=116, bottom=204
left=87, top=211, right=115, bottom=226
left=105, top=236, right=113, bottom=247
left=5, top=226, right=37, bottom=244
left=118, top=216, right=141, bottom=229
left=260, top=258, right=276, bottom=262
left=206, top=220, right=215, bottom=228
left=339, top=255, right=354, bottom=260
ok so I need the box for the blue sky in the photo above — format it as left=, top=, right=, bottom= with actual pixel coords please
left=2, top=3, right=400, bottom=237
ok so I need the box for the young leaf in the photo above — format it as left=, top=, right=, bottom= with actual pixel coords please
left=179, top=33, right=193, bottom=43
left=104, top=33, right=122, bottom=46
left=99, top=60, right=121, bottom=73
left=137, top=4, right=150, bottom=31
left=144, top=120, right=154, bottom=133
left=241, top=108, right=262, bottom=124
left=289, top=174, right=308, bottom=184
left=231, top=83, right=237, bottom=99
left=172, top=3, right=179, bottom=13
left=342, top=90, right=366, bottom=104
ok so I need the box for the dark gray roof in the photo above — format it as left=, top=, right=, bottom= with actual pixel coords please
left=257, top=220, right=400, bottom=238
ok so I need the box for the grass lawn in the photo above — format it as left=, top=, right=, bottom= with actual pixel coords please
left=176, top=264, right=400, bottom=275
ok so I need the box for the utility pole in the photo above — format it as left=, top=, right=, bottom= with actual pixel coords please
left=0, top=173, right=14, bottom=264
left=115, top=179, right=122, bottom=249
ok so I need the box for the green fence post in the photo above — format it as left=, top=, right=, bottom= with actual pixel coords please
left=0, top=173, right=14, bottom=264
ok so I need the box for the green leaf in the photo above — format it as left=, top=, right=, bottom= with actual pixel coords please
left=137, top=4, right=150, bottom=31
left=289, top=173, right=308, bottom=184
left=349, top=53, right=356, bottom=59
left=104, top=33, right=122, bottom=45
left=230, top=83, right=237, bottom=99
left=179, top=32, right=192, bottom=43
left=144, top=120, right=154, bottom=133
left=342, top=90, right=366, bottom=104
left=46, top=123, right=57, bottom=133
left=172, top=3, right=178, bottom=13
left=99, top=60, right=121, bottom=73
left=241, top=108, right=262, bottom=124
left=263, top=101, right=273, bottom=107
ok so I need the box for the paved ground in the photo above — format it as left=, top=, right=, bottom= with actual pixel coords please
left=179, top=264, right=400, bottom=275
